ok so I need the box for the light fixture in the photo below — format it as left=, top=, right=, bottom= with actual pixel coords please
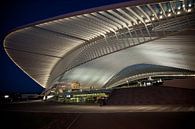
left=177, top=11, right=181, bottom=15
left=182, top=4, right=185, bottom=8
left=168, top=9, right=171, bottom=12
left=178, top=6, right=181, bottom=10
left=47, top=95, right=54, bottom=99
left=159, top=15, right=163, bottom=19
left=167, top=13, right=171, bottom=17
left=160, top=11, right=163, bottom=14
left=187, top=9, right=192, bottom=12
left=43, top=96, right=46, bottom=100
left=189, top=3, right=192, bottom=7
left=151, top=17, right=155, bottom=21
left=126, top=80, right=129, bottom=86
left=4, top=95, right=9, bottom=99
left=66, top=94, right=71, bottom=98
left=145, top=19, right=149, bottom=23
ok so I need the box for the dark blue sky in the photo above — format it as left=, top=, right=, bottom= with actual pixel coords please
left=0, top=0, right=129, bottom=93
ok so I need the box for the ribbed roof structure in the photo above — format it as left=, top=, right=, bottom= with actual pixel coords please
left=4, top=0, right=195, bottom=89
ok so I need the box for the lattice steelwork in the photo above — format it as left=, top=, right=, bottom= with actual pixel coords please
left=49, top=0, right=195, bottom=86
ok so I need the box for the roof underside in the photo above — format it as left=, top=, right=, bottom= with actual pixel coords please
left=4, top=0, right=195, bottom=88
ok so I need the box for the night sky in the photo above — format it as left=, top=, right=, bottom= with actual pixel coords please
left=0, top=0, right=129, bottom=93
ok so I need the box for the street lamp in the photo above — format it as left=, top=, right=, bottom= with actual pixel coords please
left=126, top=80, right=129, bottom=87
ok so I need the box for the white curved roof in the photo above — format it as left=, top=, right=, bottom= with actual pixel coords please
left=57, top=34, right=195, bottom=89
left=4, top=0, right=195, bottom=88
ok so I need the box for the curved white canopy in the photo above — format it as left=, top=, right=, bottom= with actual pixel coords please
left=4, top=0, right=195, bottom=88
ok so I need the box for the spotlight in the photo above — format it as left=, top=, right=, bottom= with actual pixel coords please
left=159, top=15, right=163, bottom=19
left=188, top=3, right=192, bottom=7
left=151, top=17, right=155, bottom=21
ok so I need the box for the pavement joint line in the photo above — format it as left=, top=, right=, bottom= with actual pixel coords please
left=66, top=113, right=80, bottom=129
left=1, top=105, right=195, bottom=113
